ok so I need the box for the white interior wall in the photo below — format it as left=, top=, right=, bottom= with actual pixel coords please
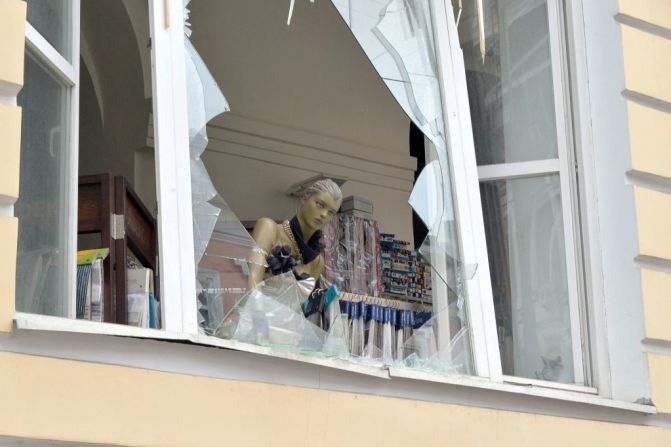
left=78, top=0, right=150, bottom=186
left=79, top=0, right=420, bottom=244
left=189, top=0, right=417, bottom=242
left=202, top=114, right=416, bottom=240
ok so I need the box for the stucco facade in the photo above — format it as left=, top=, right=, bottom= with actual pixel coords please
left=1, top=0, right=671, bottom=445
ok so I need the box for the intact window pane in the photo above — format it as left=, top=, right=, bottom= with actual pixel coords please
left=25, top=0, right=72, bottom=61
left=460, top=0, right=558, bottom=165
left=480, top=175, right=574, bottom=383
left=15, top=51, right=71, bottom=317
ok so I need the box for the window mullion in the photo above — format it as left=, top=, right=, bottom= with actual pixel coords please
left=63, top=0, right=81, bottom=319
left=149, top=0, right=198, bottom=335
left=431, top=0, right=503, bottom=381
left=25, top=23, right=77, bottom=86
left=477, top=159, right=561, bottom=181
left=546, top=0, right=586, bottom=385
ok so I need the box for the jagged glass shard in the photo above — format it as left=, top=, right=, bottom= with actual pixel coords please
left=399, top=307, right=473, bottom=375
left=332, top=0, right=473, bottom=371
left=183, top=2, right=266, bottom=331
left=213, top=272, right=327, bottom=352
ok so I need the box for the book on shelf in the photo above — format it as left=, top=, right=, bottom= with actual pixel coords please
left=76, top=248, right=109, bottom=322
left=127, top=267, right=159, bottom=329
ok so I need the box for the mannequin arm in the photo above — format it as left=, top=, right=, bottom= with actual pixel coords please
left=248, top=218, right=277, bottom=289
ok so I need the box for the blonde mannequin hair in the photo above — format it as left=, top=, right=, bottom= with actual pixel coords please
left=302, top=179, right=343, bottom=203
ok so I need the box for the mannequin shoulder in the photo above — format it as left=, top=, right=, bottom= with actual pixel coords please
left=252, top=217, right=278, bottom=232
left=251, top=218, right=280, bottom=245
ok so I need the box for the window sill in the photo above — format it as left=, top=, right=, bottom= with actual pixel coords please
left=387, top=368, right=656, bottom=414
left=13, top=312, right=389, bottom=379
left=11, top=312, right=657, bottom=417
left=14, top=312, right=190, bottom=341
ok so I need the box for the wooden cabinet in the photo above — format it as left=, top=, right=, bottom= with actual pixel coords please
left=78, top=174, right=158, bottom=324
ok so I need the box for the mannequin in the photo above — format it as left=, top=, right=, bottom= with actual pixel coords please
left=248, top=179, right=343, bottom=289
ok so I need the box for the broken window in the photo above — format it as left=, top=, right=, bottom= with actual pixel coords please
left=183, top=0, right=473, bottom=375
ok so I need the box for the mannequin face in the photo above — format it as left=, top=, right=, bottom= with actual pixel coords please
left=299, top=191, right=341, bottom=232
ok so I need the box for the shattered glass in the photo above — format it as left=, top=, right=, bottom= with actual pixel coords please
left=184, top=0, right=474, bottom=375
left=183, top=1, right=263, bottom=332
left=331, top=0, right=474, bottom=373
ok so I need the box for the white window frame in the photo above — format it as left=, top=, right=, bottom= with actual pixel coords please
left=17, top=0, right=200, bottom=330
left=22, top=1, right=81, bottom=319
left=148, top=0, right=198, bottom=334
left=429, top=0, right=593, bottom=390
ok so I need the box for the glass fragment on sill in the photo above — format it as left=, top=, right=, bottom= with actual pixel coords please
left=217, top=273, right=324, bottom=351
left=332, top=0, right=474, bottom=373
left=399, top=308, right=471, bottom=375
left=211, top=272, right=467, bottom=373
left=213, top=272, right=339, bottom=353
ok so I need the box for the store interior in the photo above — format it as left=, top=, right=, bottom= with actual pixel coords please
left=74, top=0, right=468, bottom=372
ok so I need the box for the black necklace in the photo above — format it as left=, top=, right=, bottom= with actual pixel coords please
left=289, top=216, right=323, bottom=264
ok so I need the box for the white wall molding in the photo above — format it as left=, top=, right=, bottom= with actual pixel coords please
left=205, top=136, right=415, bottom=193
left=622, top=89, right=671, bottom=115
left=0, top=80, right=20, bottom=105
left=615, top=13, right=671, bottom=41
left=642, top=338, right=671, bottom=357
left=626, top=170, right=671, bottom=195
left=635, top=255, right=671, bottom=274
left=206, top=126, right=414, bottom=180
left=564, top=0, right=650, bottom=402
left=210, top=113, right=416, bottom=170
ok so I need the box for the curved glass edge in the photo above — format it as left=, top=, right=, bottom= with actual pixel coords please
left=183, top=1, right=265, bottom=330
left=331, top=0, right=474, bottom=373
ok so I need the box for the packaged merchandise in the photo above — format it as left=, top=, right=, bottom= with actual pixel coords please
left=348, top=300, right=365, bottom=357
left=364, top=304, right=383, bottom=359
left=380, top=234, right=432, bottom=302
left=322, top=213, right=382, bottom=297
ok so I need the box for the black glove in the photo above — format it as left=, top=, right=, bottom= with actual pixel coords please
left=303, top=288, right=326, bottom=318
left=265, top=245, right=300, bottom=276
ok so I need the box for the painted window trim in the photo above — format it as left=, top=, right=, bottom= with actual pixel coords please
left=430, top=0, right=502, bottom=382
left=11, top=311, right=656, bottom=416
left=432, top=0, right=592, bottom=390
left=21, top=0, right=80, bottom=319
left=148, top=0, right=199, bottom=334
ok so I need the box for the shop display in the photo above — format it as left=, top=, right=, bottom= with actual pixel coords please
left=380, top=234, right=432, bottom=303
left=207, top=182, right=468, bottom=375
left=322, top=212, right=382, bottom=297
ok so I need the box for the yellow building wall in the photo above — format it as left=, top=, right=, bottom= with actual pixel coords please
left=0, top=0, right=25, bottom=90
left=626, top=102, right=671, bottom=179
left=0, top=351, right=668, bottom=447
left=0, top=0, right=23, bottom=334
left=619, top=0, right=671, bottom=419
left=620, top=0, right=671, bottom=30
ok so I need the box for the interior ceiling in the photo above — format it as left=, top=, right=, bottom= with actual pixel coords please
left=188, top=0, right=411, bottom=155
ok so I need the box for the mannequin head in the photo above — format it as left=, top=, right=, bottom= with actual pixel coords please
left=298, top=179, right=342, bottom=233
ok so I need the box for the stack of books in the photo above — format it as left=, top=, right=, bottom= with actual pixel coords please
left=76, top=248, right=109, bottom=322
